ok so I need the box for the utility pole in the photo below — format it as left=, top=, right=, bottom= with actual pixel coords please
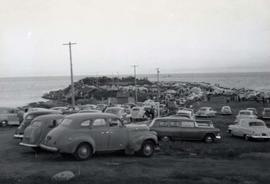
left=156, top=68, right=160, bottom=117
left=63, top=42, right=77, bottom=108
left=131, top=65, right=138, bottom=103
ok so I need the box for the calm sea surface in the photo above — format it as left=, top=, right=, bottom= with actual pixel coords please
left=0, top=72, right=270, bottom=107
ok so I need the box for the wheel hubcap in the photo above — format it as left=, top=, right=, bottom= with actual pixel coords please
left=79, top=146, right=89, bottom=158
left=144, top=145, right=153, bottom=155
left=206, top=137, right=213, bottom=143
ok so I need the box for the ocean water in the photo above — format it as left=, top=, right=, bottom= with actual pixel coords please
left=0, top=72, right=270, bottom=107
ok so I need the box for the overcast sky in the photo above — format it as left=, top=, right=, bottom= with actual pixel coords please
left=0, top=0, right=270, bottom=77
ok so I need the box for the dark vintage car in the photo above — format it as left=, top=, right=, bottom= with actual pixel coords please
left=19, top=114, right=65, bottom=149
left=14, top=110, right=61, bottom=139
left=148, top=117, right=221, bottom=143
left=40, top=113, right=158, bottom=160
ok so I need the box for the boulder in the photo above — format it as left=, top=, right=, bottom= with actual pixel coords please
left=52, top=171, right=75, bottom=181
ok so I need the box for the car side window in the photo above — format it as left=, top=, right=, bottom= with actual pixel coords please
left=81, top=120, right=91, bottom=127
left=92, top=119, right=107, bottom=128
left=181, top=121, right=195, bottom=128
left=159, top=121, right=168, bottom=127
left=108, top=118, right=122, bottom=127
left=169, top=120, right=179, bottom=127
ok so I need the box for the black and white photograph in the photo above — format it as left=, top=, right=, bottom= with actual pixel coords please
left=1, top=0, right=270, bottom=183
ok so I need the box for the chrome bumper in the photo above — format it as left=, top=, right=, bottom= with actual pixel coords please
left=40, top=144, right=58, bottom=152
left=19, top=142, right=38, bottom=147
left=13, top=134, right=24, bottom=139
left=251, top=135, right=270, bottom=139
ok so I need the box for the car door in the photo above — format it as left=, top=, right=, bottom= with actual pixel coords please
left=90, top=118, right=110, bottom=151
left=107, top=118, right=128, bottom=150
left=179, top=121, right=199, bottom=140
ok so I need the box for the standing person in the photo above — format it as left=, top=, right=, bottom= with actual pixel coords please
left=150, top=106, right=155, bottom=119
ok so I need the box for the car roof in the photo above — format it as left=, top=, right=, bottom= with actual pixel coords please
left=105, top=107, right=123, bottom=110
left=154, top=116, right=194, bottom=121
left=26, top=110, right=61, bottom=115
left=33, top=114, right=65, bottom=121
left=66, top=113, right=119, bottom=121
left=239, top=110, right=252, bottom=113
left=240, top=119, right=264, bottom=123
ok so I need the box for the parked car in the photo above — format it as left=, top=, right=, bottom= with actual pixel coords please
left=40, top=113, right=158, bottom=160
left=78, top=109, right=102, bottom=113
left=104, top=107, right=131, bottom=123
left=172, top=109, right=195, bottom=120
left=262, top=108, right=270, bottom=119
left=195, top=107, right=216, bottom=117
left=221, top=106, right=232, bottom=115
left=131, top=106, right=147, bottom=121
left=235, top=110, right=257, bottom=122
left=228, top=119, right=270, bottom=141
left=148, top=117, right=221, bottom=143
left=19, top=114, right=64, bottom=150
left=14, top=110, right=61, bottom=139
left=246, top=108, right=258, bottom=115
left=0, top=107, right=20, bottom=126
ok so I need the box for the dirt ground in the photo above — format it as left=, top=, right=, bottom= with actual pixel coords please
left=1, top=96, right=270, bottom=184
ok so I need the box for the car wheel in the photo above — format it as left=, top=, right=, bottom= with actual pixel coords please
left=0, top=120, right=8, bottom=127
left=139, top=140, right=155, bottom=157
left=228, top=130, right=233, bottom=137
left=204, top=134, right=214, bottom=143
left=74, top=143, right=93, bottom=161
left=244, top=135, right=250, bottom=141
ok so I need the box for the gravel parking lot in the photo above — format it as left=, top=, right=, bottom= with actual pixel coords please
left=1, top=96, right=270, bottom=184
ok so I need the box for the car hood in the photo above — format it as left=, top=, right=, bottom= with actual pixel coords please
left=22, top=126, right=42, bottom=145
left=126, top=124, right=149, bottom=131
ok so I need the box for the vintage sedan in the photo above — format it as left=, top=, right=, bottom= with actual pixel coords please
left=235, top=110, right=257, bottom=122
left=262, top=108, right=270, bottom=119
left=221, top=106, right=232, bottom=115
left=228, top=119, right=270, bottom=141
left=0, top=107, right=20, bottom=126
left=14, top=110, right=61, bottom=139
left=105, top=107, right=131, bottom=123
left=148, top=117, right=221, bottom=143
left=246, top=108, right=258, bottom=115
left=19, top=114, right=64, bottom=150
left=131, top=106, right=147, bottom=121
left=40, top=113, right=158, bottom=160
left=173, top=109, right=195, bottom=120
left=195, top=107, right=216, bottom=117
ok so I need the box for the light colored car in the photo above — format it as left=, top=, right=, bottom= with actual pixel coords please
left=40, top=113, right=158, bottom=160
left=262, top=108, right=270, bottom=119
left=0, top=107, right=20, bottom=126
left=195, top=107, right=216, bottom=117
left=246, top=108, right=257, bottom=115
left=131, top=106, right=147, bottom=120
left=104, top=107, right=131, bottom=122
left=173, top=109, right=195, bottom=120
left=235, top=110, right=257, bottom=122
left=228, top=119, right=270, bottom=140
left=221, top=106, right=232, bottom=115
left=19, top=114, right=64, bottom=150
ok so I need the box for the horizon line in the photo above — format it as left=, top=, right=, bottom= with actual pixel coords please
left=0, top=70, right=270, bottom=79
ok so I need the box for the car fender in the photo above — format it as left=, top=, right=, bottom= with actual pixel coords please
left=61, top=134, right=96, bottom=154
left=127, top=132, right=158, bottom=152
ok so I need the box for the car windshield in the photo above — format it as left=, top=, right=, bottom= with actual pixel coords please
left=200, top=108, right=207, bottom=111
left=106, top=108, right=120, bottom=114
left=132, top=108, right=140, bottom=111
left=240, top=111, right=251, bottom=115
left=60, top=118, right=73, bottom=127
left=249, top=122, right=265, bottom=127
